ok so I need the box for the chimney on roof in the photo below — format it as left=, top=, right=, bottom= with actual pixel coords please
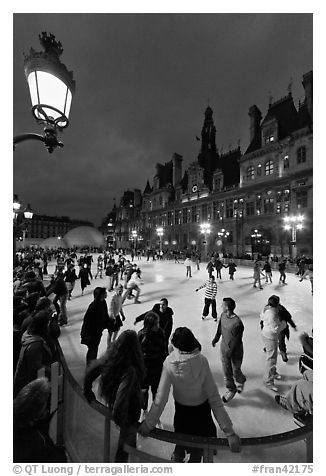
left=302, top=71, right=313, bottom=120
left=134, top=189, right=142, bottom=207
left=248, top=105, right=262, bottom=143
left=172, top=153, right=182, bottom=188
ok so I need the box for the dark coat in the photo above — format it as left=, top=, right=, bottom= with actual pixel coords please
left=84, top=358, right=142, bottom=427
left=80, top=299, right=110, bottom=346
left=22, top=279, right=46, bottom=297
left=13, top=423, right=66, bottom=463
left=135, top=303, right=174, bottom=342
left=64, top=268, right=78, bottom=283
left=138, top=327, right=166, bottom=365
left=225, top=262, right=237, bottom=274
left=14, top=332, right=54, bottom=397
left=46, top=277, right=68, bottom=297
left=79, top=267, right=92, bottom=289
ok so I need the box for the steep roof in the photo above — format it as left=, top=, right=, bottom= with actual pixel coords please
left=143, top=180, right=152, bottom=194
left=261, top=94, right=299, bottom=140
left=220, top=148, right=241, bottom=186
left=245, top=134, right=262, bottom=154
left=297, top=102, right=312, bottom=129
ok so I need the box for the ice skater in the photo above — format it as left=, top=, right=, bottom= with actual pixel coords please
left=212, top=297, right=246, bottom=403
left=196, top=275, right=218, bottom=321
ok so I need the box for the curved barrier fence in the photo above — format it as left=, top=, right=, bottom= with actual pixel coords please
left=49, top=345, right=313, bottom=463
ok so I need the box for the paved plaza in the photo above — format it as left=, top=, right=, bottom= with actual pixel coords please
left=53, top=255, right=313, bottom=462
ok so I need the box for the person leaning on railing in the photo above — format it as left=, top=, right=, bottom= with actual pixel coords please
left=139, top=327, right=241, bottom=463
left=83, top=330, right=146, bottom=463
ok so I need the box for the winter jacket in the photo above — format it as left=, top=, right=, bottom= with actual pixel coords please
left=145, top=348, right=234, bottom=435
left=46, top=277, right=68, bottom=297
left=22, top=278, right=46, bottom=297
left=127, top=273, right=141, bottom=288
left=138, top=328, right=166, bottom=363
left=13, top=424, right=67, bottom=463
left=79, top=268, right=92, bottom=288
left=64, top=268, right=78, bottom=283
left=84, top=358, right=142, bottom=428
left=213, top=312, right=244, bottom=355
left=109, top=293, right=124, bottom=318
left=80, top=300, right=110, bottom=345
left=14, top=332, right=53, bottom=396
left=225, top=262, right=237, bottom=274
left=135, top=303, right=173, bottom=342
left=260, top=305, right=286, bottom=340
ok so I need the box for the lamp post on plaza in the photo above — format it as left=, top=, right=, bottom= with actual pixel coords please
left=283, top=215, right=304, bottom=260
left=217, top=228, right=230, bottom=255
left=200, top=222, right=211, bottom=259
left=14, top=32, right=75, bottom=153
left=156, top=227, right=164, bottom=252
left=234, top=198, right=244, bottom=257
left=131, top=230, right=138, bottom=253
left=13, top=195, right=34, bottom=262
left=251, top=229, right=262, bottom=257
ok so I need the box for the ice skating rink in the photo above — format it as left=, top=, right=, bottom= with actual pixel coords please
left=55, top=255, right=313, bottom=462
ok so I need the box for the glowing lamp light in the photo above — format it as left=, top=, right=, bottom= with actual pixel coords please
left=23, top=204, right=34, bottom=220
left=13, top=194, right=21, bottom=211
left=24, top=32, right=75, bottom=129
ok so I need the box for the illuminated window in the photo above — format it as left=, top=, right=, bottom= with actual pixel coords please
left=247, top=166, right=255, bottom=180
left=264, top=128, right=275, bottom=144
left=283, top=155, right=289, bottom=169
left=264, top=198, right=274, bottom=214
left=265, top=160, right=274, bottom=175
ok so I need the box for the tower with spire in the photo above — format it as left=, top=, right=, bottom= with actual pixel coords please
left=197, top=106, right=220, bottom=190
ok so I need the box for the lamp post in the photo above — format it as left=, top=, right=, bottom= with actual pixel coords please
left=200, top=222, right=211, bottom=259
left=217, top=228, right=230, bottom=255
left=13, top=195, right=34, bottom=263
left=283, top=215, right=304, bottom=260
left=234, top=198, right=244, bottom=257
left=156, top=227, right=164, bottom=252
left=131, top=230, right=138, bottom=253
left=14, top=32, right=75, bottom=153
left=251, top=229, right=262, bottom=257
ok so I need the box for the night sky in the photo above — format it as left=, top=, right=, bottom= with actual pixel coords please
left=13, top=13, right=312, bottom=227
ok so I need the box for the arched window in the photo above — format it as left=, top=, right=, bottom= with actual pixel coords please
left=247, top=165, right=255, bottom=180
left=265, top=160, right=274, bottom=175
left=297, top=146, right=306, bottom=164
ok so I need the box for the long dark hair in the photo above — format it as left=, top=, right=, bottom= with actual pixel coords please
left=171, top=327, right=201, bottom=352
left=143, top=311, right=159, bottom=333
left=99, top=330, right=146, bottom=406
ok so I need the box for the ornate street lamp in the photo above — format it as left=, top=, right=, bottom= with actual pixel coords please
left=217, top=228, right=229, bottom=255
left=156, top=227, right=164, bottom=252
left=14, top=32, right=76, bottom=153
left=13, top=195, right=34, bottom=260
left=200, top=222, right=211, bottom=258
left=283, top=215, right=304, bottom=259
left=131, top=230, right=138, bottom=252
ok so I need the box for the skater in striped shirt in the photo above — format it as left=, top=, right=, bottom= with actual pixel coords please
left=196, top=275, right=218, bottom=321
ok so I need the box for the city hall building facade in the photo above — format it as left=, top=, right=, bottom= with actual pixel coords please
left=106, top=71, right=312, bottom=258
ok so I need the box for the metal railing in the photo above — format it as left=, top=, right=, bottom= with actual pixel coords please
left=48, top=345, right=313, bottom=463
